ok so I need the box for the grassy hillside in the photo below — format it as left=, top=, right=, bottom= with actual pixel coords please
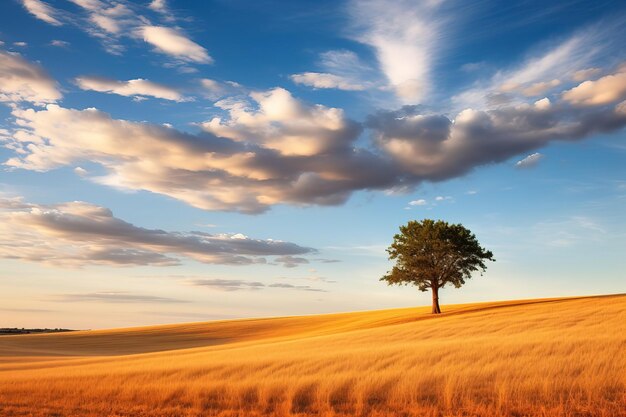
left=1, top=295, right=625, bottom=416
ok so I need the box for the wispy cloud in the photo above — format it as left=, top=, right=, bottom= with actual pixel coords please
left=290, top=50, right=377, bottom=92
left=291, top=72, right=366, bottom=91
left=185, top=278, right=265, bottom=291
left=20, top=0, right=210, bottom=65
left=21, top=0, right=63, bottom=26
left=141, top=26, right=212, bottom=64
left=563, top=68, right=626, bottom=106
left=51, top=291, right=186, bottom=303
left=186, top=278, right=326, bottom=292
left=347, top=0, right=447, bottom=103
left=408, top=199, right=427, bottom=206
left=75, top=76, right=186, bottom=101
left=516, top=152, right=544, bottom=169
left=50, top=40, right=70, bottom=48
left=453, top=28, right=612, bottom=110
left=267, top=283, right=327, bottom=292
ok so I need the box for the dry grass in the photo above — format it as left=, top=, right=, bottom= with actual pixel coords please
left=0, top=295, right=625, bottom=417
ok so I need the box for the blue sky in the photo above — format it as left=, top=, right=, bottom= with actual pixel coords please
left=0, top=0, right=625, bottom=329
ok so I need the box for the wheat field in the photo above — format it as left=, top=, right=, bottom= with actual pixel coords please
left=1, top=295, right=625, bottom=417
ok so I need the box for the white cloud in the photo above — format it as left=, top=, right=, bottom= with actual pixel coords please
left=291, top=50, right=377, bottom=92
left=149, top=0, right=167, bottom=12
left=142, top=26, right=212, bottom=64
left=148, top=0, right=175, bottom=22
left=409, top=199, right=427, bottom=206
left=74, top=166, right=88, bottom=176
left=50, top=40, right=70, bottom=48
left=75, top=76, right=184, bottom=101
left=291, top=72, right=366, bottom=91
left=534, top=97, right=551, bottom=110
left=515, top=152, right=543, bottom=169
left=21, top=0, right=63, bottom=26
left=0, top=51, right=61, bottom=105
left=562, top=69, right=626, bottom=106
left=203, top=87, right=360, bottom=156
left=0, top=196, right=314, bottom=267
left=348, top=0, right=445, bottom=103
left=13, top=42, right=28, bottom=48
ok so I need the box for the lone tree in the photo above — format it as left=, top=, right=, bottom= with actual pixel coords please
left=381, top=219, right=494, bottom=314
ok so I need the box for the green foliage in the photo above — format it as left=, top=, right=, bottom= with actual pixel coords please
left=381, top=219, right=494, bottom=292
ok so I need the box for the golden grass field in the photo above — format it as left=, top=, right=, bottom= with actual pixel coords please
left=1, top=295, right=625, bottom=417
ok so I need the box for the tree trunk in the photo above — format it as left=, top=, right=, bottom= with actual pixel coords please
left=431, top=286, right=441, bottom=314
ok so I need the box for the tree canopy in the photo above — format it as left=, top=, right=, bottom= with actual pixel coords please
left=381, top=219, right=494, bottom=313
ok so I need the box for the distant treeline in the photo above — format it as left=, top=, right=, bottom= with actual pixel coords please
left=0, top=328, right=75, bottom=335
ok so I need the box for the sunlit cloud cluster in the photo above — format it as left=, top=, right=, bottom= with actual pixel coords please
left=4, top=71, right=626, bottom=213
left=0, top=196, right=315, bottom=267
left=2, top=0, right=626, bottom=276
left=0, top=51, right=61, bottom=105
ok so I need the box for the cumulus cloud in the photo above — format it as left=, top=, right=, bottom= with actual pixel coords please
left=367, top=99, right=626, bottom=181
left=5, top=73, right=626, bottom=213
left=291, top=72, right=366, bottom=91
left=562, top=69, right=626, bottom=106
left=409, top=199, right=427, bottom=206
left=0, top=51, right=61, bottom=105
left=22, top=0, right=63, bottom=26
left=0, top=196, right=315, bottom=267
left=347, top=0, right=445, bottom=103
left=142, top=26, right=212, bottom=64
left=5, top=100, right=399, bottom=213
left=75, top=76, right=185, bottom=101
left=203, top=87, right=361, bottom=156
left=515, top=152, right=544, bottom=169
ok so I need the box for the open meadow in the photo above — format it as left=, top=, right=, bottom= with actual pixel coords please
left=1, top=294, right=625, bottom=417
